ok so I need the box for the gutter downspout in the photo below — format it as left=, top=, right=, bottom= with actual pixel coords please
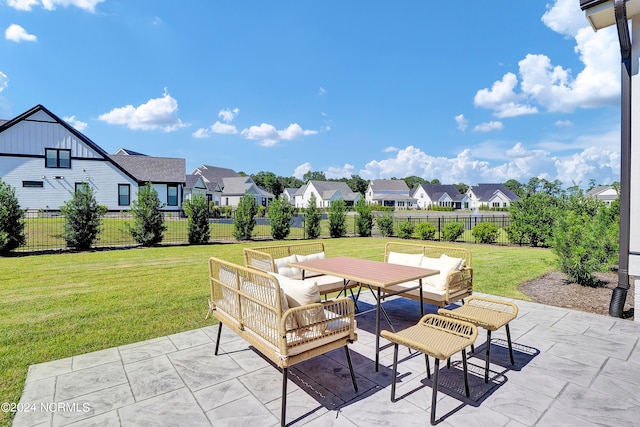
left=609, top=0, right=633, bottom=317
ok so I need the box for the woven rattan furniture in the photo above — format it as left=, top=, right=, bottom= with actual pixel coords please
left=382, top=314, right=478, bottom=425
left=243, top=242, right=360, bottom=298
left=383, top=241, right=473, bottom=307
left=438, top=296, right=518, bottom=383
left=208, top=257, right=358, bottom=427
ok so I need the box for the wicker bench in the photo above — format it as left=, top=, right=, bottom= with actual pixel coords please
left=382, top=314, right=478, bottom=425
left=382, top=241, right=473, bottom=307
left=243, top=242, right=360, bottom=298
left=208, top=257, right=358, bottom=426
left=438, top=296, right=518, bottom=382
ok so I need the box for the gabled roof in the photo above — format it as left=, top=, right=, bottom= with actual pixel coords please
left=414, top=184, right=465, bottom=202
left=586, top=185, right=616, bottom=197
left=469, top=183, right=520, bottom=201
left=221, top=176, right=255, bottom=195
left=192, top=165, right=240, bottom=191
left=109, top=154, right=186, bottom=183
left=308, top=180, right=359, bottom=201
left=185, top=174, right=207, bottom=190
left=369, top=179, right=409, bottom=192
left=115, top=148, right=147, bottom=156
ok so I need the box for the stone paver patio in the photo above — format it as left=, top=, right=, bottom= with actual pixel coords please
left=12, top=292, right=640, bottom=427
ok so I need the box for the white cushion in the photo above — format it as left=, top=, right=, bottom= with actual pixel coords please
left=270, top=273, right=327, bottom=334
left=441, top=253, right=465, bottom=270
left=387, top=251, right=423, bottom=267
left=420, top=255, right=440, bottom=270
left=424, top=254, right=463, bottom=291
left=274, top=254, right=301, bottom=278
left=296, top=251, right=325, bottom=262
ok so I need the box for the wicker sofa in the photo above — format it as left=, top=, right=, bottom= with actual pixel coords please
left=382, top=241, right=473, bottom=307
left=243, top=242, right=359, bottom=298
left=208, top=257, right=358, bottom=426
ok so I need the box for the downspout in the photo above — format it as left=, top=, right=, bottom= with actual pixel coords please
left=609, top=0, right=633, bottom=317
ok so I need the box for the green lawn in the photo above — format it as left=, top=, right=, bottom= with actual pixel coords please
left=0, top=238, right=556, bottom=427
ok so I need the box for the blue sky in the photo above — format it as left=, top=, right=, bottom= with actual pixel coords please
left=0, top=0, right=623, bottom=187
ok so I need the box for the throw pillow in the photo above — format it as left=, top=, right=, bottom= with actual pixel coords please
left=273, top=273, right=327, bottom=334
left=296, top=251, right=325, bottom=262
left=387, top=251, right=423, bottom=266
left=424, top=253, right=464, bottom=291
left=440, top=253, right=466, bottom=270
left=274, top=254, right=301, bottom=278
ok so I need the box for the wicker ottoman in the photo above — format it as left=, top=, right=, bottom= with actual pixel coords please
left=382, top=314, right=477, bottom=425
left=438, top=296, right=519, bottom=383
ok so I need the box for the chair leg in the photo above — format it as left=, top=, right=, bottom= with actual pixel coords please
left=506, top=324, right=515, bottom=365
left=485, top=330, right=492, bottom=383
left=462, top=349, right=470, bottom=397
left=344, top=346, right=358, bottom=392
left=391, top=343, right=399, bottom=402
left=425, top=354, right=431, bottom=379
left=214, top=322, right=223, bottom=356
left=281, top=367, right=288, bottom=427
left=430, top=359, right=440, bottom=426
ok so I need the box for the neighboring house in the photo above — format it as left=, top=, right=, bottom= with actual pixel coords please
left=191, top=164, right=239, bottom=207
left=365, top=179, right=416, bottom=210
left=282, top=188, right=298, bottom=205
left=466, top=183, right=520, bottom=210
left=183, top=174, right=209, bottom=203
left=295, top=180, right=361, bottom=208
left=220, top=176, right=274, bottom=208
left=587, top=185, right=618, bottom=206
left=412, top=184, right=469, bottom=210
left=0, top=104, right=186, bottom=212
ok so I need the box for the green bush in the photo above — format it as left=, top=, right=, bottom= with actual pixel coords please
left=442, top=221, right=464, bottom=242
left=304, top=193, right=322, bottom=239
left=472, top=222, right=499, bottom=244
left=184, top=195, right=210, bottom=244
left=507, top=192, right=557, bottom=247
left=415, top=222, right=436, bottom=240
left=129, top=182, right=167, bottom=246
left=233, top=194, right=258, bottom=240
left=355, top=198, right=373, bottom=237
left=0, top=178, right=26, bottom=254
left=60, top=184, right=108, bottom=250
left=397, top=220, right=415, bottom=239
left=377, top=214, right=394, bottom=237
left=328, top=198, right=347, bottom=238
left=268, top=195, right=293, bottom=240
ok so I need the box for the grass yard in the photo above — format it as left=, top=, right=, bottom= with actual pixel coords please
left=0, top=237, right=556, bottom=427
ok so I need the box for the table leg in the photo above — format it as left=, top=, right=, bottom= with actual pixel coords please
left=419, top=279, right=424, bottom=317
left=375, top=287, right=381, bottom=371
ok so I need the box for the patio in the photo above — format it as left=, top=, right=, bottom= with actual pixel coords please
left=12, top=292, right=640, bottom=427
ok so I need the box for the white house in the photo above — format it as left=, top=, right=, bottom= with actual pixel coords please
left=191, top=164, right=239, bottom=207
left=282, top=188, right=298, bottom=205
left=183, top=174, right=209, bottom=203
left=0, top=105, right=186, bottom=212
left=295, top=180, right=360, bottom=208
left=466, top=184, right=520, bottom=210
left=365, top=179, right=415, bottom=210
left=412, top=184, right=469, bottom=210
left=586, top=185, right=618, bottom=206
left=220, top=176, right=274, bottom=208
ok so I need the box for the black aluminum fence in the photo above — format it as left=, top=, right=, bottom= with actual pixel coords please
left=14, top=211, right=512, bottom=253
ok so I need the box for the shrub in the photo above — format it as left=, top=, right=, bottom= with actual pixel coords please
left=507, top=192, right=558, bottom=247
left=268, top=195, right=293, bottom=240
left=0, top=178, right=26, bottom=254
left=415, top=222, right=436, bottom=240
left=355, top=198, right=373, bottom=237
left=60, top=183, right=107, bottom=250
left=233, top=194, right=258, bottom=240
left=184, top=194, right=210, bottom=244
left=442, top=221, right=464, bottom=242
left=305, top=193, right=322, bottom=239
left=472, top=222, right=499, bottom=244
left=377, top=214, right=394, bottom=237
left=397, top=220, right=415, bottom=239
left=129, top=182, right=167, bottom=246
left=328, top=198, right=347, bottom=238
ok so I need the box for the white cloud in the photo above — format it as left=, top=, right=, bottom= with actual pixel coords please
left=541, top=0, right=585, bottom=38
left=293, top=162, right=312, bottom=179
left=0, top=72, right=8, bottom=92
left=384, top=146, right=398, bottom=153
left=7, top=0, right=39, bottom=11
left=8, top=0, right=104, bottom=12
left=455, top=114, right=468, bottom=132
left=325, top=164, right=355, bottom=179
left=474, top=73, right=538, bottom=118
left=218, top=108, right=239, bottom=123
left=473, top=121, right=504, bottom=132
left=63, top=115, right=87, bottom=131
left=241, top=122, right=317, bottom=147
left=318, top=87, right=327, bottom=96
left=211, top=121, right=238, bottom=134
left=555, top=120, right=573, bottom=127
left=5, top=24, right=37, bottom=42
left=99, top=89, right=189, bottom=132
left=192, top=128, right=211, bottom=138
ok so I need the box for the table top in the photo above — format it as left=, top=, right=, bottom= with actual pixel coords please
left=290, top=256, right=438, bottom=289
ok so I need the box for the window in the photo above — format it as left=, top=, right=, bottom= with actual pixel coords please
left=118, top=184, right=130, bottom=206
left=45, top=148, right=71, bottom=168
left=167, top=185, right=178, bottom=206
left=22, top=181, right=44, bottom=188
left=75, top=182, right=89, bottom=193
left=492, top=202, right=500, bottom=208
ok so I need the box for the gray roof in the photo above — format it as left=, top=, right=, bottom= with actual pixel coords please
left=185, top=174, right=207, bottom=190
left=470, top=183, right=520, bottom=201
left=221, top=176, right=254, bottom=195
left=192, top=165, right=239, bottom=191
left=309, top=180, right=359, bottom=201
left=414, top=184, right=465, bottom=202
left=369, top=179, right=409, bottom=192
left=109, top=154, right=186, bottom=183
left=114, top=148, right=147, bottom=156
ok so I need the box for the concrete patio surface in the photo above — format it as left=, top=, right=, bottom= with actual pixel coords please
left=12, top=292, right=640, bottom=427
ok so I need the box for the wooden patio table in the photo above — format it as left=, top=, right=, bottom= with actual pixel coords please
left=290, top=256, right=439, bottom=371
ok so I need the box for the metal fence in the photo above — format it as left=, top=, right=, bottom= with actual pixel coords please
left=14, top=211, right=512, bottom=253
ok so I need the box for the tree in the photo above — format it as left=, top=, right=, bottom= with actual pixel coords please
left=328, top=198, right=347, bottom=238
left=60, top=183, right=107, bottom=250
left=403, top=176, right=427, bottom=190
left=268, top=195, right=293, bottom=240
left=304, top=193, right=322, bottom=239
left=454, top=183, right=469, bottom=194
left=354, top=198, right=373, bottom=237
left=0, top=178, right=26, bottom=255
left=302, top=170, right=326, bottom=183
left=184, top=194, right=210, bottom=244
left=504, top=179, right=524, bottom=198
left=346, top=175, right=369, bottom=194
left=507, top=192, right=558, bottom=247
left=129, top=182, right=167, bottom=246
left=233, top=194, right=258, bottom=240
left=252, top=171, right=284, bottom=197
